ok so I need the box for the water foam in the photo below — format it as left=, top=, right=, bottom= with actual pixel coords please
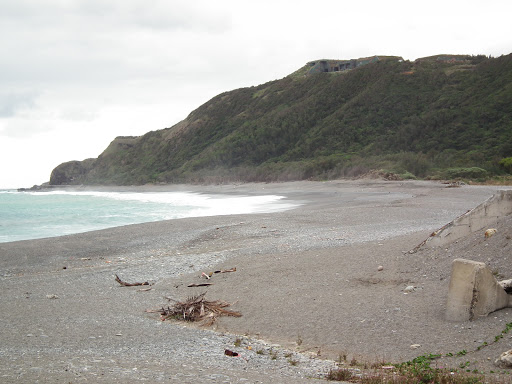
left=0, top=190, right=299, bottom=243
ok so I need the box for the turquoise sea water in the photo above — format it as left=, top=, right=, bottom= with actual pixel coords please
left=0, top=190, right=296, bottom=243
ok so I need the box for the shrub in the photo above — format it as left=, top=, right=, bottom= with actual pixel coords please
left=326, top=368, right=353, bottom=381
left=499, top=157, right=512, bottom=173
left=443, top=167, right=488, bottom=179
left=400, top=171, right=417, bottom=180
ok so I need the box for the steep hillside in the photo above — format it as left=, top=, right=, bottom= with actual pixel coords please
left=50, top=53, right=512, bottom=185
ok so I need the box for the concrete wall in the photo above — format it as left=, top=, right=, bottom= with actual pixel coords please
left=426, top=190, right=512, bottom=248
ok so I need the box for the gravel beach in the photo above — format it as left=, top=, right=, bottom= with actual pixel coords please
left=1, top=179, right=511, bottom=383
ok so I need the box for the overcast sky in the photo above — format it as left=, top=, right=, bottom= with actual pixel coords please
left=1, top=0, right=511, bottom=188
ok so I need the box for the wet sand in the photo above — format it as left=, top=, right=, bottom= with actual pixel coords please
left=1, top=180, right=510, bottom=382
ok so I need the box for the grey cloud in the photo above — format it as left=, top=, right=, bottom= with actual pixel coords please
left=0, top=0, right=232, bottom=90
left=59, top=107, right=97, bottom=122
left=0, top=0, right=231, bottom=33
left=0, top=119, right=49, bottom=138
left=0, top=91, right=38, bottom=117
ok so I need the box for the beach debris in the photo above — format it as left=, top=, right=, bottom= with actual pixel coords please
left=358, top=169, right=402, bottom=181
left=499, top=279, right=512, bottom=294
left=115, top=274, right=152, bottom=287
left=46, top=294, right=59, bottom=299
left=495, top=349, right=512, bottom=368
left=403, top=285, right=416, bottom=293
left=224, top=349, right=240, bottom=357
left=445, top=181, right=465, bottom=188
left=410, top=344, right=421, bottom=349
left=377, top=265, right=384, bottom=271
left=202, top=267, right=237, bottom=279
left=189, top=268, right=237, bottom=288
left=485, top=228, right=497, bottom=238
left=156, top=292, right=241, bottom=326
left=187, top=283, right=213, bottom=287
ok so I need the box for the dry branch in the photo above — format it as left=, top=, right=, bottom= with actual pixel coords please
left=157, top=292, right=241, bottom=326
left=201, top=267, right=237, bottom=279
left=115, top=274, right=151, bottom=287
left=187, top=283, right=213, bottom=287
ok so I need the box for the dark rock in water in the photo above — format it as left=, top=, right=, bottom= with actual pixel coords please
left=17, top=182, right=50, bottom=192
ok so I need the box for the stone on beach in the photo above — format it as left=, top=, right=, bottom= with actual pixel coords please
left=495, top=349, right=512, bottom=369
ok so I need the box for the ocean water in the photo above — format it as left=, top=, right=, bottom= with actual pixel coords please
left=0, top=190, right=297, bottom=243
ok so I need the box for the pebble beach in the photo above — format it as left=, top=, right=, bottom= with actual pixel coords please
left=1, top=179, right=511, bottom=383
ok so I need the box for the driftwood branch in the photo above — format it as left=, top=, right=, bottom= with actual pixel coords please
left=201, top=267, right=237, bottom=279
left=188, top=283, right=213, bottom=287
left=115, top=274, right=151, bottom=287
left=156, top=292, right=241, bottom=326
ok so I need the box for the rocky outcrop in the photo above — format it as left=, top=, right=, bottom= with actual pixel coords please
left=49, top=158, right=96, bottom=185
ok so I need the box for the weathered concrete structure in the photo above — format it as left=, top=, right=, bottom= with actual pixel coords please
left=446, top=259, right=512, bottom=321
left=424, top=190, right=512, bottom=248
left=307, top=56, right=381, bottom=74
left=411, top=190, right=512, bottom=321
left=306, top=55, right=404, bottom=75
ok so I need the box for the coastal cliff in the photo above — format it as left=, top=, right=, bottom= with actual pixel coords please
left=49, top=53, right=512, bottom=185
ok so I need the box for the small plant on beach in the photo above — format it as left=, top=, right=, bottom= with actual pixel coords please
left=391, top=353, right=496, bottom=384
left=492, top=268, right=504, bottom=279
left=256, top=349, right=265, bottom=355
left=359, top=376, right=386, bottom=384
left=269, top=349, right=278, bottom=360
left=394, top=353, right=441, bottom=382
left=475, top=321, right=512, bottom=351
left=288, top=358, right=299, bottom=366
left=326, top=368, right=353, bottom=381
left=234, top=337, right=242, bottom=347
left=296, top=334, right=303, bottom=346
left=337, top=352, right=347, bottom=364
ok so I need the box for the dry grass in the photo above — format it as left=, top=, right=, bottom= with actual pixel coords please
left=158, top=292, right=241, bottom=326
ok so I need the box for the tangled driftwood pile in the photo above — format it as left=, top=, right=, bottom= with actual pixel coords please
left=158, top=292, right=241, bottom=326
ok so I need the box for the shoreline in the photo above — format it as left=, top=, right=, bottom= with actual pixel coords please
left=1, top=180, right=511, bottom=382
left=2, top=186, right=301, bottom=244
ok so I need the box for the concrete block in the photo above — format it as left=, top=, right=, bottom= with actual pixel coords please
left=446, top=259, right=512, bottom=321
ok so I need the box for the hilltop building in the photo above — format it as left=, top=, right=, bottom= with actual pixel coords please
left=306, top=55, right=402, bottom=74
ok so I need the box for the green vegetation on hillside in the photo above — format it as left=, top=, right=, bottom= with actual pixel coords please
left=50, top=53, right=512, bottom=185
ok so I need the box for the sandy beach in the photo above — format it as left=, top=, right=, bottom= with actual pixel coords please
left=1, top=179, right=511, bottom=383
